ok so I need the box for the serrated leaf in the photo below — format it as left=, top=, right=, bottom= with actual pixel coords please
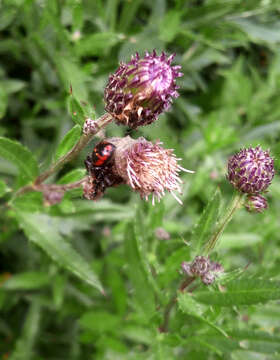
left=178, top=292, right=228, bottom=337
left=14, top=210, right=103, bottom=293
left=55, top=125, right=81, bottom=161
left=192, top=188, right=222, bottom=254
left=0, top=137, right=38, bottom=184
left=2, top=272, right=50, bottom=290
left=193, top=278, right=280, bottom=306
left=76, top=32, right=122, bottom=57
left=125, top=222, right=155, bottom=319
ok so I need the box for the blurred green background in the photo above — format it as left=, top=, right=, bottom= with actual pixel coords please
left=1, top=0, right=280, bottom=359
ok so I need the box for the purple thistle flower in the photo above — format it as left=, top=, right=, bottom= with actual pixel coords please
left=104, top=50, right=183, bottom=128
left=245, top=194, right=268, bottom=213
left=109, top=136, right=194, bottom=205
left=227, top=146, right=274, bottom=194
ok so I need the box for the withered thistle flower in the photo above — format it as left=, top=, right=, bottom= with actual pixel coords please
left=104, top=50, right=183, bottom=128
left=110, top=136, right=193, bottom=205
left=227, top=146, right=274, bottom=194
left=245, top=194, right=268, bottom=213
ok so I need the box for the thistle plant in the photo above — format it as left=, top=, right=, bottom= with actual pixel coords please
left=104, top=50, right=183, bottom=128
left=1, top=22, right=279, bottom=358
left=161, top=146, right=275, bottom=332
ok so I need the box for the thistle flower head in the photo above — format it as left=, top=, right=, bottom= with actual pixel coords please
left=245, top=194, right=268, bottom=213
left=110, top=136, right=193, bottom=205
left=104, top=50, right=183, bottom=128
left=227, top=146, right=274, bottom=194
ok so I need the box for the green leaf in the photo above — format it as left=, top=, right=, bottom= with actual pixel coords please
left=193, top=278, right=280, bottom=306
left=0, top=84, right=8, bottom=119
left=76, top=32, right=122, bottom=57
left=79, top=311, right=121, bottom=333
left=55, top=125, right=81, bottom=161
left=0, top=179, right=9, bottom=197
left=1, top=79, right=26, bottom=94
left=14, top=210, right=104, bottom=293
left=159, top=10, right=182, bottom=42
left=57, top=168, right=86, bottom=184
left=125, top=222, right=155, bottom=319
left=68, top=94, right=85, bottom=126
left=56, top=58, right=88, bottom=101
left=2, top=272, right=50, bottom=290
left=11, top=192, right=43, bottom=212
left=0, top=137, right=38, bottom=184
left=178, top=292, right=228, bottom=338
left=232, top=19, right=280, bottom=44
left=192, top=188, right=222, bottom=254
left=218, top=233, right=262, bottom=249
left=10, top=302, right=41, bottom=360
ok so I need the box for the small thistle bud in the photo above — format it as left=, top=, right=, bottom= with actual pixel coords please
left=201, top=272, right=215, bottom=286
left=245, top=194, right=268, bottom=213
left=181, top=262, right=192, bottom=276
left=181, top=257, right=224, bottom=286
left=110, top=136, right=193, bottom=205
left=43, top=190, right=64, bottom=206
left=227, top=146, right=274, bottom=194
left=210, top=261, right=224, bottom=273
left=190, top=256, right=210, bottom=276
left=104, top=50, right=183, bottom=128
left=155, top=227, right=170, bottom=240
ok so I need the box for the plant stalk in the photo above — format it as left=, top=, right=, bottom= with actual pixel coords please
left=35, top=113, right=113, bottom=184
left=15, top=113, right=113, bottom=197
left=203, top=191, right=244, bottom=255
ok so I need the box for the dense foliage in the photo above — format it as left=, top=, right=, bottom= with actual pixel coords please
left=1, top=0, right=280, bottom=359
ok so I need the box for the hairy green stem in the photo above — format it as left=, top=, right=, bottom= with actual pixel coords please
left=35, top=113, right=113, bottom=184
left=15, top=113, right=113, bottom=197
left=203, top=191, right=244, bottom=255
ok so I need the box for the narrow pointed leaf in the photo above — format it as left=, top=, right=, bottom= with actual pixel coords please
left=55, top=124, right=82, bottom=161
left=192, top=188, right=222, bottom=253
left=178, top=292, right=228, bottom=337
left=193, top=278, right=280, bottom=306
left=0, top=137, right=38, bottom=184
left=14, top=210, right=103, bottom=293
left=125, top=222, right=155, bottom=319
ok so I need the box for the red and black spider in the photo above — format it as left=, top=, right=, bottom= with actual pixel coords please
left=84, top=141, right=123, bottom=199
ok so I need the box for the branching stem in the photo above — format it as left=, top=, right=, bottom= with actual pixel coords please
left=15, top=113, right=113, bottom=197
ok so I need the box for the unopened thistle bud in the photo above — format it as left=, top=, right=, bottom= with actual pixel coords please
left=245, top=194, right=268, bottom=213
left=104, top=50, right=183, bottom=128
left=110, top=136, right=193, bottom=205
left=181, top=256, right=224, bottom=286
left=190, top=256, right=210, bottom=276
left=227, top=146, right=274, bottom=194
